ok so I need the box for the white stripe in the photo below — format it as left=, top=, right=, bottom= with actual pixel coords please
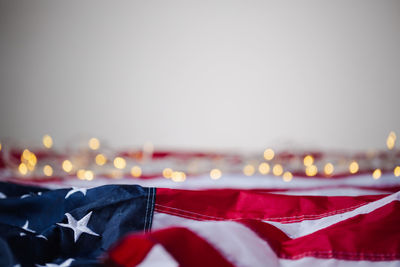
left=280, top=257, right=400, bottom=267
left=137, top=244, right=178, bottom=267
left=266, top=191, right=400, bottom=239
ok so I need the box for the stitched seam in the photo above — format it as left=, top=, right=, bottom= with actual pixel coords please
left=154, top=202, right=367, bottom=222
left=148, top=188, right=155, bottom=231
left=144, top=187, right=151, bottom=231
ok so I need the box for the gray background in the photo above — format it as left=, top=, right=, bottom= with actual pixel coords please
left=1, top=0, right=399, bottom=151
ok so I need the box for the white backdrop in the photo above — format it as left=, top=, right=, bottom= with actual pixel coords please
left=1, top=0, right=399, bottom=151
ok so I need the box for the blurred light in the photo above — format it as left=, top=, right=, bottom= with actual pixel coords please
left=42, top=135, right=53, bottom=149
left=171, top=171, right=186, bottom=182
left=95, top=154, right=107, bottom=166
left=305, top=165, right=318, bottom=176
left=18, top=163, right=28, bottom=175
left=131, top=166, right=142, bottom=177
left=113, top=157, right=126, bottom=169
left=324, top=163, right=334, bottom=176
left=62, top=160, right=73, bottom=173
left=77, top=169, right=86, bottom=180
left=394, top=166, right=400, bottom=177
left=88, top=138, right=100, bottom=150
left=163, top=168, right=173, bottom=179
left=243, top=164, right=255, bottom=176
left=84, top=170, right=94, bottom=180
left=272, top=164, right=283, bottom=176
left=210, top=168, right=222, bottom=180
left=349, top=161, right=359, bottom=174
left=22, top=149, right=31, bottom=160
left=372, top=169, right=382, bottom=180
left=0, top=142, right=2, bottom=151
left=258, top=162, right=270, bottom=175
left=303, top=155, right=314, bottom=167
left=386, top=131, right=396, bottom=150
left=43, top=165, right=53, bottom=176
left=282, top=171, right=293, bottom=182
left=263, top=149, right=274, bottom=161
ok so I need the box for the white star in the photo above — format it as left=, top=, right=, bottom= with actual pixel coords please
left=36, top=258, right=74, bottom=267
left=20, top=194, right=30, bottom=199
left=0, top=192, right=6, bottom=199
left=57, top=211, right=99, bottom=242
left=65, top=187, right=87, bottom=199
left=21, top=220, right=35, bottom=233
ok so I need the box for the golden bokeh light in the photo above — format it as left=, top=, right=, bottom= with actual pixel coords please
left=324, top=163, right=334, bottom=176
left=258, top=162, right=270, bottom=175
left=84, top=170, right=94, bottom=180
left=42, top=135, right=53, bottom=149
left=394, top=166, right=400, bottom=177
left=303, top=155, right=314, bottom=167
left=62, top=160, right=73, bottom=173
left=243, top=164, right=255, bottom=176
left=171, top=171, right=186, bottom=182
left=0, top=142, right=2, bottom=151
left=263, top=149, right=275, bottom=161
left=95, top=154, right=107, bottom=166
left=131, top=166, right=142, bottom=177
left=163, top=168, right=173, bottom=179
left=305, top=165, right=318, bottom=176
left=386, top=131, right=396, bottom=150
left=88, top=138, right=100, bottom=150
left=349, top=161, right=359, bottom=174
left=372, top=168, right=382, bottom=180
left=43, top=165, right=53, bottom=176
left=18, top=163, right=28, bottom=175
left=113, top=157, right=126, bottom=169
left=272, top=164, right=283, bottom=176
left=282, top=171, right=293, bottom=182
left=210, top=168, right=222, bottom=180
left=77, top=169, right=86, bottom=180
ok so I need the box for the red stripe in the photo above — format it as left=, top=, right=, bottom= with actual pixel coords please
left=241, top=201, right=400, bottom=261
left=105, top=227, right=235, bottom=267
left=156, top=188, right=387, bottom=222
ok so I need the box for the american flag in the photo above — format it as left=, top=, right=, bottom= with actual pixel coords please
left=0, top=149, right=399, bottom=266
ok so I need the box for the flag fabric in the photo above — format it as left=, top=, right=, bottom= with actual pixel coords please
left=1, top=149, right=400, bottom=266
left=0, top=182, right=155, bottom=266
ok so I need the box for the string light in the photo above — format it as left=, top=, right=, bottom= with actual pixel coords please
left=303, top=155, right=314, bottom=167
left=324, top=163, right=334, bottom=176
left=43, top=165, right=53, bottom=176
left=305, top=165, right=318, bottom=176
left=42, top=135, right=53, bottom=149
left=258, top=162, right=270, bottom=175
left=349, top=161, right=359, bottom=174
left=272, top=164, right=283, bottom=176
left=171, top=171, right=186, bottom=182
left=113, top=157, right=126, bottom=169
left=386, top=131, right=396, bottom=150
left=394, top=166, right=400, bottom=177
left=88, top=138, right=100, bottom=150
left=263, top=149, right=275, bottom=161
left=62, top=160, right=73, bottom=173
left=210, top=168, right=222, bottom=180
left=130, top=166, right=142, bottom=177
left=18, top=163, right=28, bottom=175
left=282, top=171, right=293, bottom=182
left=95, top=154, right=107, bottom=166
left=84, top=170, right=94, bottom=180
left=243, top=164, right=255, bottom=176
left=77, top=169, right=86, bottom=180
left=372, top=168, right=381, bottom=180
left=163, top=168, right=173, bottom=179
